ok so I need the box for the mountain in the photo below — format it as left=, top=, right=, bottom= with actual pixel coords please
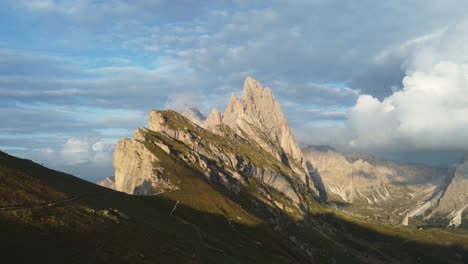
left=303, top=146, right=447, bottom=226
left=403, top=155, right=468, bottom=228
left=436, top=156, right=468, bottom=227
left=222, top=77, right=305, bottom=173
left=110, top=77, right=317, bottom=217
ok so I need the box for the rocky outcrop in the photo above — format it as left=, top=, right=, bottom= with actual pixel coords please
left=113, top=109, right=307, bottom=212
left=110, top=78, right=316, bottom=216
left=392, top=156, right=468, bottom=228
left=303, top=146, right=446, bottom=225
left=304, top=147, right=439, bottom=203
left=147, top=110, right=303, bottom=205
left=307, top=147, right=468, bottom=228
left=221, top=77, right=305, bottom=171
left=428, top=156, right=468, bottom=227
left=205, top=108, right=222, bottom=133
left=113, top=128, right=176, bottom=195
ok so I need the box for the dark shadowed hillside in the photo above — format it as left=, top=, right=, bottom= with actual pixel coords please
left=1, top=149, right=468, bottom=263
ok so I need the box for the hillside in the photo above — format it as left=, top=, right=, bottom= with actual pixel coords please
left=2, top=148, right=468, bottom=263
left=0, top=150, right=314, bottom=263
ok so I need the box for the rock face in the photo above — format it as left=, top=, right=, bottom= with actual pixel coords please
left=303, top=146, right=446, bottom=225
left=427, top=156, right=468, bottom=227
left=222, top=77, right=304, bottom=170
left=111, top=77, right=317, bottom=217
left=304, top=147, right=440, bottom=203
left=305, top=146, right=468, bottom=227
left=205, top=108, right=222, bottom=132
left=113, top=128, right=176, bottom=195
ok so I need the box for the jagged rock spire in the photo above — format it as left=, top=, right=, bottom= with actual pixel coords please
left=205, top=108, right=222, bottom=131
left=222, top=77, right=304, bottom=169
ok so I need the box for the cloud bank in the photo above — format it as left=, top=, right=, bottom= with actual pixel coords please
left=348, top=61, right=468, bottom=151
left=297, top=19, right=468, bottom=165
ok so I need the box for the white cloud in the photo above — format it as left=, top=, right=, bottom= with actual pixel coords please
left=165, top=94, right=206, bottom=124
left=61, top=138, right=91, bottom=165
left=91, top=141, right=114, bottom=164
left=56, top=137, right=114, bottom=166
left=343, top=19, right=468, bottom=152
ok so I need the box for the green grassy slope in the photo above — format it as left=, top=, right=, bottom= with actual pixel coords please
left=0, top=151, right=312, bottom=263
left=1, top=150, right=468, bottom=263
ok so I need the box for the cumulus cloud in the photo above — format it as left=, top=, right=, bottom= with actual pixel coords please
left=20, top=138, right=115, bottom=181
left=36, top=137, right=115, bottom=167
left=91, top=141, right=115, bottom=164
left=347, top=61, right=468, bottom=151
left=61, top=138, right=91, bottom=165
left=341, top=19, right=468, bottom=154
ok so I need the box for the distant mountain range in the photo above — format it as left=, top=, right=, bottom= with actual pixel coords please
left=304, top=146, right=468, bottom=228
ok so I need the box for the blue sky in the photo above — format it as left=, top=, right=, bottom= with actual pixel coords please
left=2, top=0, right=468, bottom=181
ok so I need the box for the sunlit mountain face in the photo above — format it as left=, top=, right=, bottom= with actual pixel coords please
left=1, top=1, right=468, bottom=263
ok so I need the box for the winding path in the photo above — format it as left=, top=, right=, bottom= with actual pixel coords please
left=0, top=193, right=100, bottom=211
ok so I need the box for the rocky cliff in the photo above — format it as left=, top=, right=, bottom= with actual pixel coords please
left=106, top=77, right=317, bottom=218
left=426, top=156, right=468, bottom=227
left=221, top=77, right=306, bottom=177
left=303, top=146, right=447, bottom=225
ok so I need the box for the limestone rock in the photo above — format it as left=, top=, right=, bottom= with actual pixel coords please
left=437, top=157, right=468, bottom=212
left=429, top=156, right=468, bottom=227
left=148, top=111, right=166, bottom=132
left=113, top=138, right=175, bottom=195
left=109, top=77, right=317, bottom=216
left=400, top=213, right=409, bottom=226
left=221, top=77, right=307, bottom=178
left=303, top=146, right=445, bottom=224
left=205, top=108, right=222, bottom=132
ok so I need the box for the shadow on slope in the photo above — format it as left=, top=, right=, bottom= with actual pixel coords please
left=306, top=161, right=328, bottom=201
left=1, top=151, right=468, bottom=264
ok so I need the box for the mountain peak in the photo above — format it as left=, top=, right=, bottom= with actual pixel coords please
left=241, top=77, right=276, bottom=104
left=241, top=76, right=264, bottom=100
left=222, top=77, right=305, bottom=175
left=205, top=108, right=222, bottom=131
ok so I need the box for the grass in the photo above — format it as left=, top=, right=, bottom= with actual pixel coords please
left=1, top=149, right=468, bottom=263
left=0, top=150, right=315, bottom=263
